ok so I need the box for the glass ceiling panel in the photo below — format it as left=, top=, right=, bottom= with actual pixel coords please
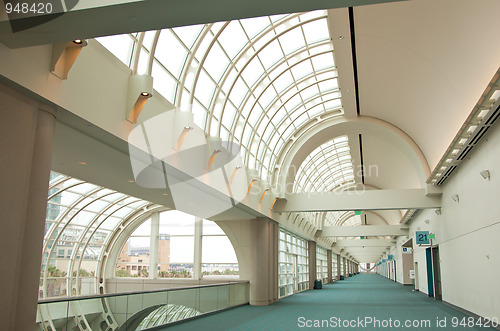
left=40, top=171, right=157, bottom=299
left=294, top=136, right=355, bottom=193
left=94, top=10, right=343, bottom=185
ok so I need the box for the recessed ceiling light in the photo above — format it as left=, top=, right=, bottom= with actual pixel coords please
left=141, top=92, right=151, bottom=97
left=162, top=193, right=169, bottom=196
left=79, top=161, right=87, bottom=165
left=73, top=39, right=83, bottom=44
left=338, top=36, right=344, bottom=40
left=128, top=180, right=135, bottom=183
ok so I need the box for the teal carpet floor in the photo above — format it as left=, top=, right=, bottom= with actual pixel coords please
left=158, top=274, right=493, bottom=330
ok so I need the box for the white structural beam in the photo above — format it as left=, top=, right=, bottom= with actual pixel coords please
left=275, top=189, right=441, bottom=212
left=0, top=0, right=406, bottom=48
left=343, top=247, right=388, bottom=252
left=320, top=225, right=408, bottom=237
left=334, top=239, right=395, bottom=247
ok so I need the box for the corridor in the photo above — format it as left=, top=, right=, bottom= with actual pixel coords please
left=163, top=274, right=493, bottom=330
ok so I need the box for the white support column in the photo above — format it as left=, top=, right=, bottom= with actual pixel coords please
left=327, top=250, right=332, bottom=283
left=149, top=212, right=159, bottom=279
left=337, top=254, right=341, bottom=280
left=308, top=241, right=317, bottom=289
left=193, top=217, right=203, bottom=280
left=0, top=83, right=57, bottom=331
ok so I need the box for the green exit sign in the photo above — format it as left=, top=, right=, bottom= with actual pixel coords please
left=429, top=234, right=435, bottom=239
left=360, top=236, right=365, bottom=239
left=355, top=210, right=361, bottom=215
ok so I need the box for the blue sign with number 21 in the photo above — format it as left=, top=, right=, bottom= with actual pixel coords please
left=416, top=231, right=430, bottom=245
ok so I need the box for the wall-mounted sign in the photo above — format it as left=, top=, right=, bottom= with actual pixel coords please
left=409, top=270, right=415, bottom=279
left=388, top=254, right=394, bottom=260
left=382, top=259, right=387, bottom=263
left=402, top=247, right=413, bottom=254
left=416, top=231, right=430, bottom=245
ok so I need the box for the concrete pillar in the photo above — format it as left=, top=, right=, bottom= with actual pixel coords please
left=343, top=257, right=347, bottom=277
left=149, top=212, right=159, bottom=278
left=327, top=250, right=332, bottom=283
left=193, top=217, right=203, bottom=279
left=0, top=83, right=57, bottom=331
left=308, top=241, right=317, bottom=289
left=337, top=254, right=341, bottom=280
left=215, top=217, right=278, bottom=306
left=249, top=218, right=278, bottom=305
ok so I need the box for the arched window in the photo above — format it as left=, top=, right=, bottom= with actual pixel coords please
left=114, top=211, right=239, bottom=280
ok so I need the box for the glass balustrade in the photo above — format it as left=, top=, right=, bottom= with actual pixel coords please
left=36, top=282, right=249, bottom=330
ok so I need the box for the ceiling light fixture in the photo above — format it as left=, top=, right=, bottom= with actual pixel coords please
left=207, top=150, right=221, bottom=169
left=73, top=39, right=83, bottom=44
left=427, top=69, right=499, bottom=186
left=126, top=74, right=153, bottom=123
left=230, top=166, right=242, bottom=184
left=435, top=208, right=441, bottom=215
left=247, top=179, right=258, bottom=195
left=175, top=126, right=193, bottom=150
left=259, top=189, right=269, bottom=203
left=451, top=194, right=459, bottom=203
left=480, top=170, right=490, bottom=180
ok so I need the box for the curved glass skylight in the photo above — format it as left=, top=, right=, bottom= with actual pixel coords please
left=96, top=10, right=343, bottom=184
left=41, top=172, right=154, bottom=299
left=294, top=135, right=354, bottom=192
left=137, top=304, right=201, bottom=329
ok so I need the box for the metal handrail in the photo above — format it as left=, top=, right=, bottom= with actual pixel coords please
left=38, top=281, right=249, bottom=304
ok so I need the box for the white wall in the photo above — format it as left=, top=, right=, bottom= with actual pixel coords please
left=408, top=122, right=500, bottom=317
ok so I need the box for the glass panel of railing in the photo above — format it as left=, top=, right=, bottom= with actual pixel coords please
left=217, top=284, right=229, bottom=310
left=36, top=300, right=69, bottom=331
left=199, top=286, right=219, bottom=313
left=36, top=282, right=249, bottom=330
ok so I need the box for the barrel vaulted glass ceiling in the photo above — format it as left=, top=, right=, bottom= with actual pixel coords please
left=293, top=136, right=354, bottom=192
left=97, top=10, right=350, bottom=191
left=42, top=172, right=157, bottom=298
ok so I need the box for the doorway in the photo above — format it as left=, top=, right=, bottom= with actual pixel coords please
left=414, top=262, right=419, bottom=291
left=425, top=247, right=434, bottom=296
left=432, top=246, right=442, bottom=300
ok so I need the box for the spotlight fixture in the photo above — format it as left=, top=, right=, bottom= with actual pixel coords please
left=480, top=170, right=490, bottom=180
left=126, top=75, right=154, bottom=123
left=424, top=219, right=430, bottom=224
left=174, top=126, right=193, bottom=150
left=435, top=208, right=441, bottom=215
left=230, top=166, right=242, bottom=184
left=451, top=194, right=460, bottom=202
left=207, top=150, right=221, bottom=169
left=270, top=197, right=279, bottom=210
left=247, top=179, right=258, bottom=195
left=50, top=39, right=88, bottom=79
left=259, top=189, right=269, bottom=203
